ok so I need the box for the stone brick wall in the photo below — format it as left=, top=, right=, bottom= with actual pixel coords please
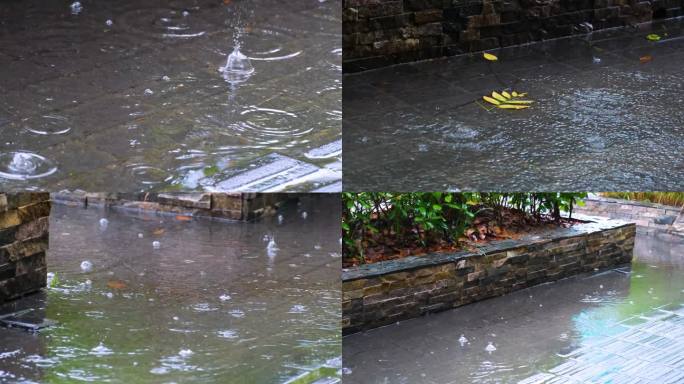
left=342, top=218, right=635, bottom=334
left=343, top=0, right=684, bottom=71
left=52, top=191, right=292, bottom=221
left=575, top=196, right=684, bottom=236
left=0, top=193, right=50, bottom=304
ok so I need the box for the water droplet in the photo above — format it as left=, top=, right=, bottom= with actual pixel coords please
left=105, top=292, right=114, bottom=299
left=90, top=343, right=113, bottom=356
left=301, top=211, right=308, bottom=219
left=172, top=316, right=179, bottom=321
left=485, top=342, right=497, bottom=353
left=178, top=349, right=194, bottom=358
left=99, top=218, right=108, bottom=229
left=152, top=241, right=161, bottom=249
left=458, top=334, right=468, bottom=346
left=80, top=260, right=93, bottom=273
left=219, top=294, right=231, bottom=301
left=342, top=367, right=352, bottom=375
left=144, top=88, right=154, bottom=96
left=218, top=330, right=238, bottom=339
left=70, top=1, right=82, bottom=15
left=161, top=75, right=170, bottom=81
left=138, top=233, right=143, bottom=238
left=277, top=214, right=284, bottom=224
left=219, top=48, right=254, bottom=85
left=182, top=10, right=190, bottom=17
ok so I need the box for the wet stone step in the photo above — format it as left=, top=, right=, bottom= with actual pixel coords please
left=0, top=309, right=54, bottom=332
left=304, top=140, right=342, bottom=159
left=216, top=153, right=320, bottom=192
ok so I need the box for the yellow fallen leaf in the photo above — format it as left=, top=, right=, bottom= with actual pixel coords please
left=504, top=100, right=534, bottom=104
left=483, top=95, right=501, bottom=105
left=502, top=91, right=512, bottom=99
left=498, top=104, right=530, bottom=110
left=492, top=91, right=507, bottom=102
left=483, top=52, right=498, bottom=61
left=646, top=33, right=661, bottom=41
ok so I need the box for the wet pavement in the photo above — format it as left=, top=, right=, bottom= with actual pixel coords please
left=0, top=0, right=341, bottom=192
left=343, top=18, right=684, bottom=191
left=342, top=233, right=684, bottom=383
left=0, top=195, right=341, bottom=383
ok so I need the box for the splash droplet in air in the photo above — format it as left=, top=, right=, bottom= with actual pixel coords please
left=219, top=48, right=254, bottom=85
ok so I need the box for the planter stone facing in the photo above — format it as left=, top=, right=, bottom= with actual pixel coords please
left=341, top=216, right=636, bottom=334
left=343, top=0, right=684, bottom=71
left=0, top=193, right=50, bottom=304
left=575, top=196, right=684, bottom=237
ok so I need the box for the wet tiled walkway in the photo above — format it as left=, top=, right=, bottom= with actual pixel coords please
left=344, top=18, right=684, bottom=192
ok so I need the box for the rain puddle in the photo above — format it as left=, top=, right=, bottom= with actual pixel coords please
left=0, top=195, right=341, bottom=383
left=343, top=17, right=684, bottom=191
left=342, top=233, right=684, bottom=383
left=0, top=0, right=341, bottom=191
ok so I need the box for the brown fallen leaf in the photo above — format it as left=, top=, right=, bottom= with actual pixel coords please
left=153, top=228, right=165, bottom=236
left=107, top=280, right=127, bottom=290
left=639, top=55, right=652, bottom=63
left=175, top=215, right=192, bottom=221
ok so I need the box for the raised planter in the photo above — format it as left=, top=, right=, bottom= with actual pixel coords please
left=342, top=216, right=635, bottom=334
left=0, top=193, right=50, bottom=304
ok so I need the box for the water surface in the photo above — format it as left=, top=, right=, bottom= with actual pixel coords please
left=0, top=195, right=341, bottom=383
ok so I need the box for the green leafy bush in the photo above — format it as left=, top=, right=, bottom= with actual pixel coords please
left=342, top=192, right=587, bottom=264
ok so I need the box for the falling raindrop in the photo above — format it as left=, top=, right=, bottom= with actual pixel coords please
left=99, top=218, right=108, bottom=229
left=138, top=233, right=143, bottom=238
left=266, top=237, right=278, bottom=257
left=277, top=214, right=284, bottom=224
left=301, top=211, right=308, bottom=219
left=106, top=19, right=113, bottom=27
left=152, top=241, right=161, bottom=249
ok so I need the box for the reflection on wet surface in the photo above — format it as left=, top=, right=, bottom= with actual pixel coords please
left=0, top=195, right=341, bottom=383
left=343, top=18, right=684, bottom=191
left=0, top=0, right=341, bottom=191
left=342, top=233, right=684, bottom=383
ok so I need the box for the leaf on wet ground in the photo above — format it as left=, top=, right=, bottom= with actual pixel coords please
left=639, top=55, right=653, bottom=63
left=646, top=33, right=661, bottom=41
left=153, top=228, right=165, bottom=236
left=175, top=215, right=192, bottom=221
left=107, top=280, right=127, bottom=290
left=482, top=90, right=533, bottom=110
left=483, top=52, right=498, bottom=61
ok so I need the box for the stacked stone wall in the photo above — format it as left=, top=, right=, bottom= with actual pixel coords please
left=343, top=0, right=684, bottom=71
left=0, top=193, right=50, bottom=303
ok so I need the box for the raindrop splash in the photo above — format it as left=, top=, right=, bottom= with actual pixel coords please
left=459, top=334, right=468, bottom=346
left=0, top=152, right=57, bottom=180
left=485, top=342, right=497, bottom=354
left=80, top=260, right=93, bottom=273
left=219, top=48, right=254, bottom=85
